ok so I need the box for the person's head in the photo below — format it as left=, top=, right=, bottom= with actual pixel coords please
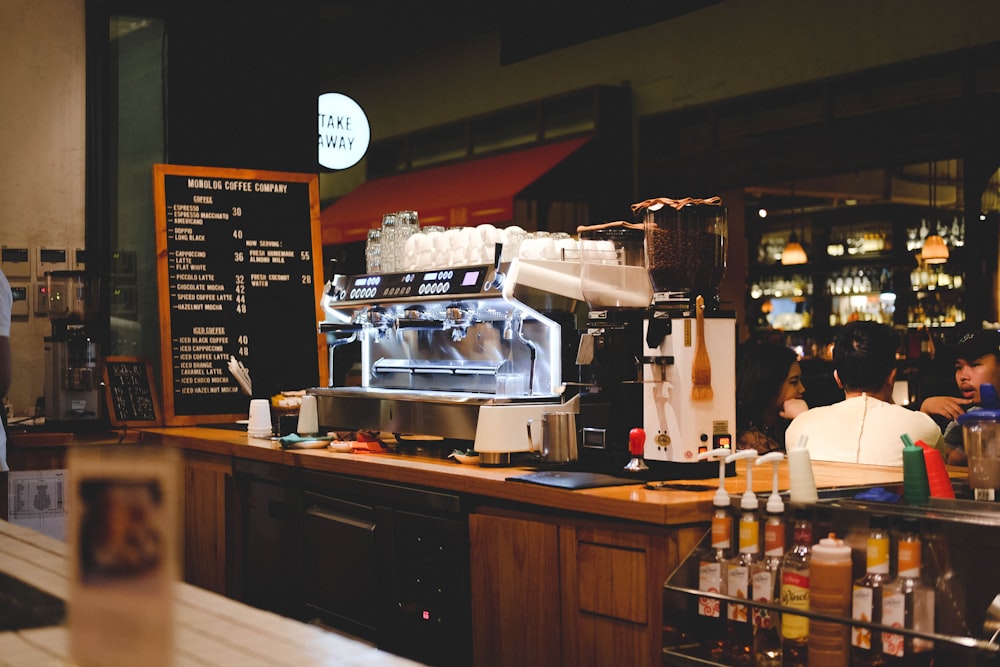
left=952, top=329, right=1000, bottom=404
left=736, top=342, right=804, bottom=427
left=832, top=321, right=898, bottom=394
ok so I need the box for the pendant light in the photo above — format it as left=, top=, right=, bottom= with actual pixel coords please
left=781, top=183, right=808, bottom=265
left=781, top=231, right=808, bottom=265
left=921, top=161, right=949, bottom=265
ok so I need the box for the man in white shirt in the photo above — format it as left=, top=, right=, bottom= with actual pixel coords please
left=0, top=267, right=11, bottom=471
left=786, top=321, right=942, bottom=466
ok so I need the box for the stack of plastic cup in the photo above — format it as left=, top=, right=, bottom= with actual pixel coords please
left=297, top=394, right=319, bottom=436
left=248, top=399, right=273, bottom=438
left=917, top=439, right=955, bottom=498
left=787, top=436, right=819, bottom=503
left=901, top=435, right=930, bottom=505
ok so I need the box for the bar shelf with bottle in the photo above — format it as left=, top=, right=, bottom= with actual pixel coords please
left=747, top=204, right=970, bottom=339
left=663, top=493, right=1000, bottom=666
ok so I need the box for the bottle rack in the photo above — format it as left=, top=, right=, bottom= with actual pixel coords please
left=747, top=204, right=972, bottom=339
left=663, top=493, right=1000, bottom=666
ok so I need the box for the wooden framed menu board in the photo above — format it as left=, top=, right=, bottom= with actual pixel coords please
left=103, top=356, right=163, bottom=427
left=153, top=164, right=325, bottom=425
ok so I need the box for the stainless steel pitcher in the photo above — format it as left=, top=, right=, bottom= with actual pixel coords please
left=527, top=411, right=578, bottom=464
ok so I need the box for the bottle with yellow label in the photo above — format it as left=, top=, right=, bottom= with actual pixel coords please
left=853, top=515, right=893, bottom=667
left=779, top=509, right=812, bottom=667
left=696, top=449, right=734, bottom=659
left=882, top=518, right=934, bottom=666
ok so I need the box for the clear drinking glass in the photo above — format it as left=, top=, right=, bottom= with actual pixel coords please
left=365, top=227, right=382, bottom=274
left=380, top=213, right=398, bottom=273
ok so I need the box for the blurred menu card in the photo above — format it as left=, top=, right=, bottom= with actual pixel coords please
left=68, top=446, right=181, bottom=667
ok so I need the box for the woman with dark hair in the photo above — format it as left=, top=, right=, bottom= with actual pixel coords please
left=736, top=341, right=808, bottom=453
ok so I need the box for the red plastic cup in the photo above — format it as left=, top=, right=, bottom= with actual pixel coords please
left=916, top=440, right=956, bottom=499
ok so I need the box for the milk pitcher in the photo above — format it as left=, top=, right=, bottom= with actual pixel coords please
left=527, top=411, right=578, bottom=464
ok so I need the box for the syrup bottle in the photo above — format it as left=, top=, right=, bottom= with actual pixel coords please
left=809, top=533, right=853, bottom=667
left=725, top=449, right=759, bottom=665
left=751, top=452, right=785, bottom=667
left=882, top=518, right=934, bottom=666
left=852, top=514, right=893, bottom=667
left=696, top=448, right=734, bottom=658
left=779, top=509, right=812, bottom=667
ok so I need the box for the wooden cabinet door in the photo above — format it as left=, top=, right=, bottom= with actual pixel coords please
left=183, top=449, right=231, bottom=594
left=469, top=512, right=562, bottom=667
left=560, top=523, right=704, bottom=667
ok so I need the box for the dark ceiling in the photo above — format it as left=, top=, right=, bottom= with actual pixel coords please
left=318, top=0, right=723, bottom=72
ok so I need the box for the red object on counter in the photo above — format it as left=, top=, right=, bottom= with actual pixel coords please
left=629, top=428, right=646, bottom=456
left=916, top=440, right=956, bottom=498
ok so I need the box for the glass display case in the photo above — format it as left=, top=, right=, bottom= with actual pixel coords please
left=663, top=492, right=1000, bottom=666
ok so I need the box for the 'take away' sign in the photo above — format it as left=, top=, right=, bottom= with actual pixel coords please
left=318, top=92, right=370, bottom=170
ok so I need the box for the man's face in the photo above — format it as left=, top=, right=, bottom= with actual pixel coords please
left=954, top=354, right=1000, bottom=404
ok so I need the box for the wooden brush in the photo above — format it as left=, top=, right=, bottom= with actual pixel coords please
left=691, top=294, right=713, bottom=400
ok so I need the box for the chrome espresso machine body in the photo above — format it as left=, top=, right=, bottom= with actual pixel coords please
left=312, top=263, right=576, bottom=464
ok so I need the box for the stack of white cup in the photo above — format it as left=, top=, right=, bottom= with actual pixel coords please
left=247, top=399, right=273, bottom=438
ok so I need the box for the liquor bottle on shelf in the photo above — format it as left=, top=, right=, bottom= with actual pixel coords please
left=882, top=518, right=934, bottom=665
left=696, top=449, right=734, bottom=659
left=852, top=514, right=893, bottom=667
left=751, top=453, right=785, bottom=667
left=725, top=450, right=760, bottom=665
left=779, top=509, right=813, bottom=667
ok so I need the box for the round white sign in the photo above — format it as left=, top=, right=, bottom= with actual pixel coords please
left=318, top=92, right=370, bottom=170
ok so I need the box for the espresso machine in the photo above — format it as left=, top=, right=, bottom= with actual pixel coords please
left=43, top=270, right=103, bottom=423
left=312, top=261, right=577, bottom=464
left=575, top=199, right=736, bottom=477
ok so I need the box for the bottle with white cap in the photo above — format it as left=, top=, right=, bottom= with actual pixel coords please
left=725, top=449, right=760, bottom=662
left=695, top=448, right=734, bottom=658
left=752, top=452, right=785, bottom=667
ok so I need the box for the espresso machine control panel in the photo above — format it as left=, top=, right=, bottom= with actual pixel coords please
left=342, top=268, right=490, bottom=302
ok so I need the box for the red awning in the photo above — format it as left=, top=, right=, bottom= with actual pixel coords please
left=320, top=136, right=590, bottom=245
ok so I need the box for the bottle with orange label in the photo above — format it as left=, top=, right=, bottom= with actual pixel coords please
left=725, top=449, right=760, bottom=665
left=751, top=452, right=785, bottom=667
left=853, top=514, right=893, bottom=667
left=696, top=448, right=734, bottom=658
left=882, top=518, right=935, bottom=666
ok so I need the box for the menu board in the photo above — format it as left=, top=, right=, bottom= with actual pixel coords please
left=103, top=356, right=162, bottom=427
left=154, top=164, right=325, bottom=425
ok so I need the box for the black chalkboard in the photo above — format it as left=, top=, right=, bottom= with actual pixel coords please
left=103, top=356, right=163, bottom=426
left=153, top=165, right=325, bottom=425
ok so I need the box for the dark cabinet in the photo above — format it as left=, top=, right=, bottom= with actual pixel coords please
left=234, top=459, right=472, bottom=667
left=234, top=461, right=303, bottom=620
left=302, top=492, right=384, bottom=638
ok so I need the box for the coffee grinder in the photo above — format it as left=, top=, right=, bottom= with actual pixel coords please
left=575, top=200, right=736, bottom=478
left=639, top=198, right=736, bottom=466
left=43, top=270, right=103, bottom=423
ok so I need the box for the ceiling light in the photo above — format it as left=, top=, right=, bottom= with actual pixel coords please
left=758, top=208, right=767, bottom=219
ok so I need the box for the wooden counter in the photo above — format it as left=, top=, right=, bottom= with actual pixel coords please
left=0, top=519, right=422, bottom=666
left=7, top=427, right=914, bottom=667
left=138, top=426, right=909, bottom=527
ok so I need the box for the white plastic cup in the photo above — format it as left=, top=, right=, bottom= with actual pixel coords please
left=248, top=399, right=273, bottom=438
left=787, top=445, right=819, bottom=503
left=297, top=394, right=319, bottom=435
